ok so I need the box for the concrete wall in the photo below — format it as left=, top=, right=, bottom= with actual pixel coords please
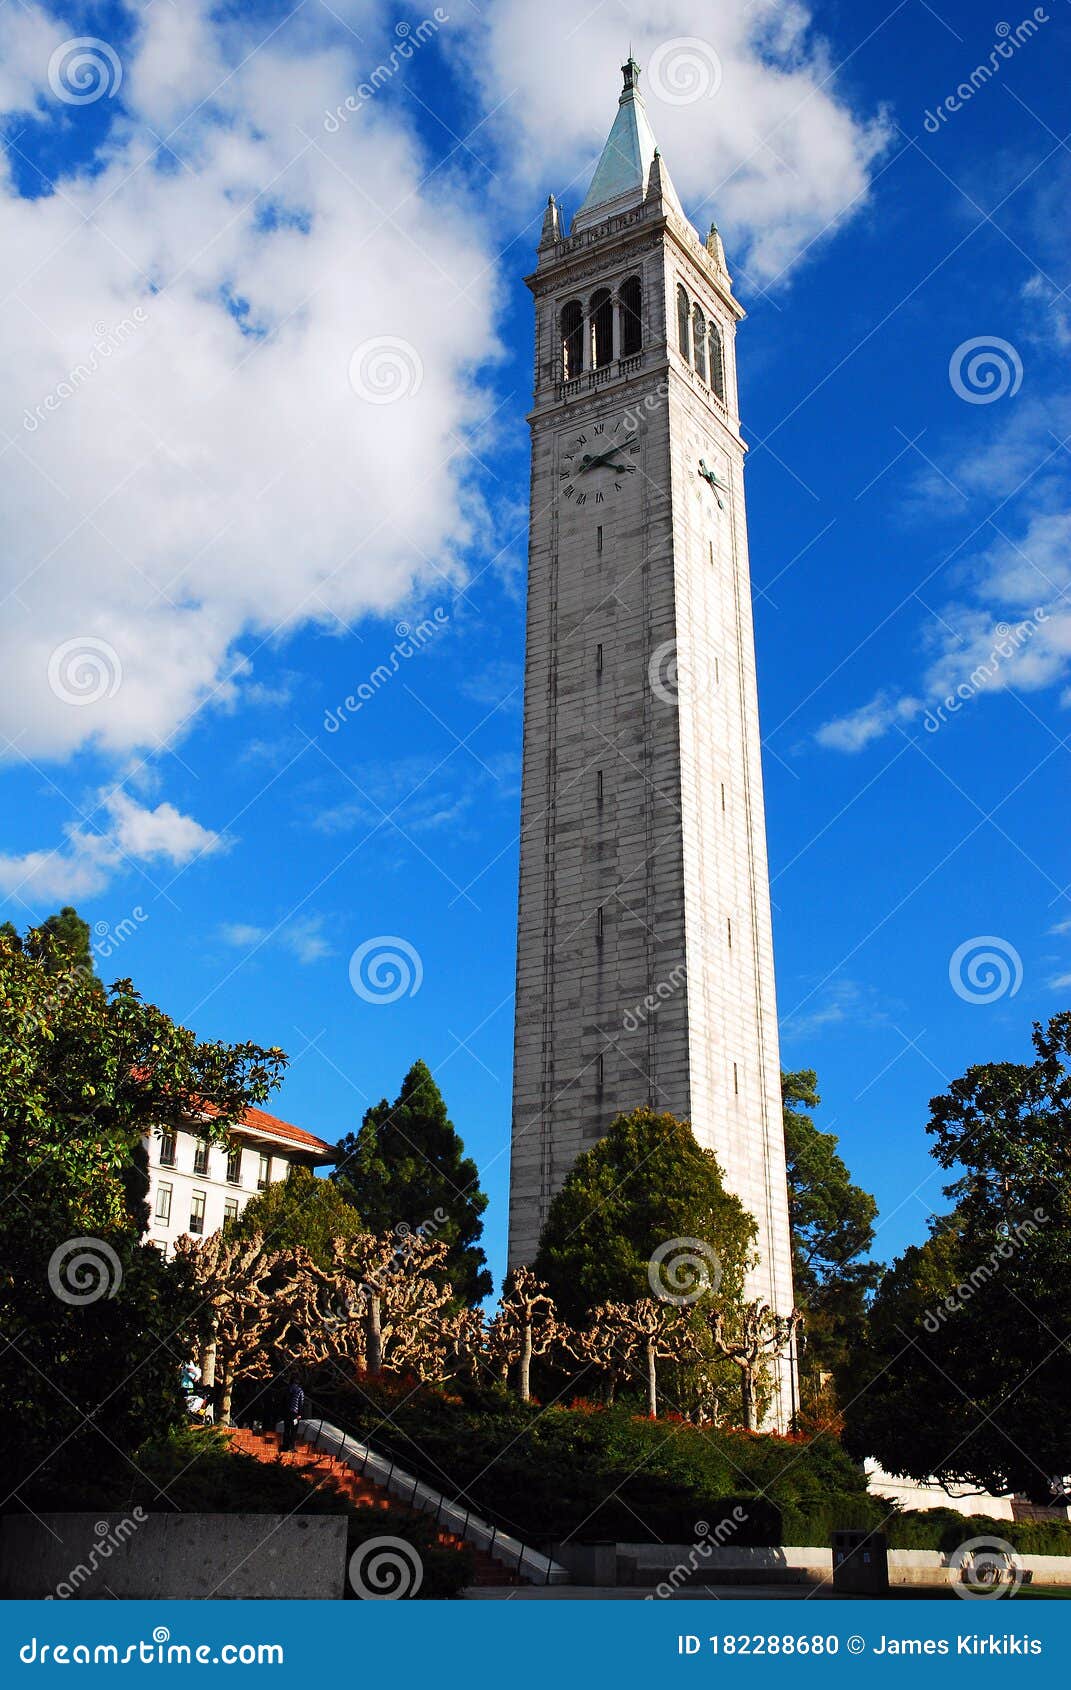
left=0, top=1513, right=347, bottom=1600
left=574, top=1542, right=1071, bottom=1590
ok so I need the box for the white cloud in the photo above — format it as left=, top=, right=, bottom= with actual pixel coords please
left=815, top=689, right=921, bottom=753
left=818, top=383, right=1071, bottom=754
left=219, top=911, right=333, bottom=964
left=0, top=1, right=499, bottom=776
left=0, top=791, right=222, bottom=903
left=461, top=0, right=889, bottom=283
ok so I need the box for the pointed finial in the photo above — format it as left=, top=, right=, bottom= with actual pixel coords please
left=706, top=220, right=729, bottom=275
left=621, top=54, right=641, bottom=94
left=539, top=193, right=561, bottom=247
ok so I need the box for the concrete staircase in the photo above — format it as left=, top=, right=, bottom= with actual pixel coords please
left=225, top=1427, right=521, bottom=1587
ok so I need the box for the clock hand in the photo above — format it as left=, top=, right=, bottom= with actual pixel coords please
left=579, top=451, right=633, bottom=474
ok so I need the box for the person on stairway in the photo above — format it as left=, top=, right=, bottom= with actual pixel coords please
left=281, top=1374, right=305, bottom=1452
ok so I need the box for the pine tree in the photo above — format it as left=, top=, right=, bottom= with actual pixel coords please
left=331, top=1060, right=491, bottom=1304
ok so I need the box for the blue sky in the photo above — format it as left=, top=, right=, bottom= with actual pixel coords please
left=1, top=0, right=1069, bottom=1290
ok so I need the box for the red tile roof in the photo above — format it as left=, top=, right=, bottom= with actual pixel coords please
left=200, top=1098, right=334, bottom=1160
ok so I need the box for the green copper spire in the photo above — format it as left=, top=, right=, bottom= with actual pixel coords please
left=573, top=56, right=682, bottom=232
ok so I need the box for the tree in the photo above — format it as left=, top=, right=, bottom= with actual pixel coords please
left=843, top=1014, right=1071, bottom=1500
left=782, top=1069, right=882, bottom=1403
left=228, top=1166, right=363, bottom=1268
left=332, top=1060, right=491, bottom=1304
left=1, top=905, right=95, bottom=976
left=579, top=1298, right=694, bottom=1417
left=487, top=1267, right=563, bottom=1401
left=704, top=1301, right=804, bottom=1431
left=321, top=1231, right=455, bottom=1379
left=0, top=933, right=285, bottom=1494
left=534, top=1107, right=756, bottom=1326
left=175, top=1231, right=317, bottom=1425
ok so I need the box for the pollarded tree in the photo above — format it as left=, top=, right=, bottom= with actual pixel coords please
left=175, top=1231, right=319, bottom=1424
left=441, top=1306, right=490, bottom=1387
left=487, top=1267, right=564, bottom=1402
left=582, top=1298, right=694, bottom=1417
left=704, top=1302, right=804, bottom=1431
left=322, top=1231, right=456, bottom=1379
left=332, top=1060, right=491, bottom=1304
left=533, top=1108, right=756, bottom=1327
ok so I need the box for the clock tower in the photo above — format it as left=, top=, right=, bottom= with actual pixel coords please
left=509, top=59, right=797, bottom=1421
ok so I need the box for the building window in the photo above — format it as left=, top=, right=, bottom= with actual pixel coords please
left=596, top=640, right=604, bottom=672
left=676, top=283, right=690, bottom=358
left=693, top=304, right=707, bottom=381
left=620, top=275, right=642, bottom=355
left=590, top=288, right=613, bottom=367
left=223, top=1198, right=239, bottom=1225
left=596, top=769, right=604, bottom=802
left=596, top=904, right=604, bottom=939
left=727, top=917, right=733, bottom=949
left=709, top=321, right=725, bottom=402
left=257, top=1153, right=271, bottom=1192
left=193, top=1140, right=209, bottom=1176
left=226, top=1145, right=243, bottom=1185
left=733, top=1061, right=740, bottom=1096
left=596, top=1052, right=604, bottom=1088
left=596, top=525, right=603, bottom=556
left=189, top=1191, right=206, bottom=1235
left=159, top=1130, right=176, bottom=1168
left=561, top=299, right=583, bottom=379
left=155, top=1183, right=172, bottom=1225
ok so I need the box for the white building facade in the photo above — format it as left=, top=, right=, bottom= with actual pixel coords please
left=144, top=1103, right=333, bottom=1257
left=508, top=59, right=797, bottom=1419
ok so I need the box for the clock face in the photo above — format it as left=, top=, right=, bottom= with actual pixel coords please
left=558, top=416, right=639, bottom=507
left=686, top=427, right=731, bottom=509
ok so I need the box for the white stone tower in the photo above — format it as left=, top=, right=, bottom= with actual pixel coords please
left=508, top=59, right=797, bottom=1420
